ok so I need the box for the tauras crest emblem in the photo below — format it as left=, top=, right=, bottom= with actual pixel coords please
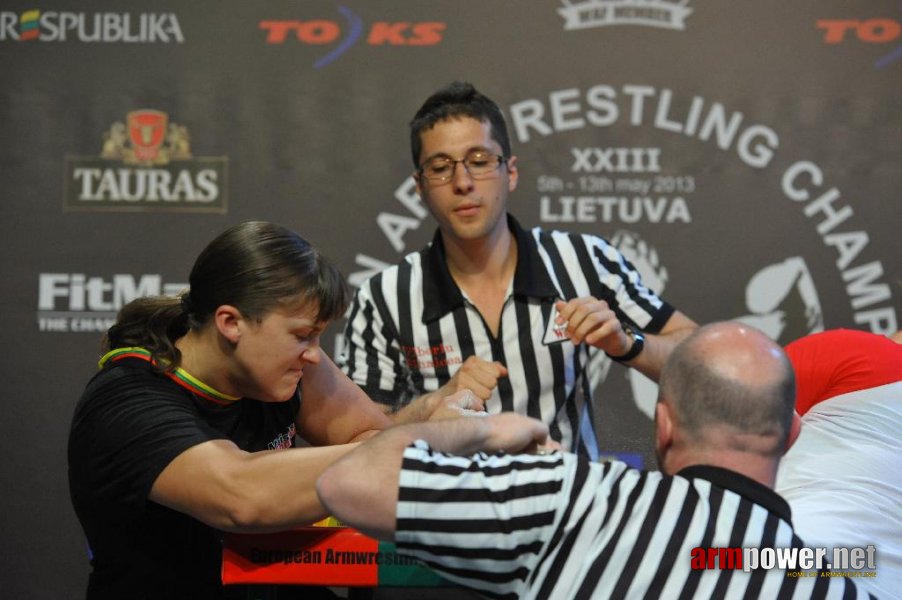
left=101, top=109, right=192, bottom=165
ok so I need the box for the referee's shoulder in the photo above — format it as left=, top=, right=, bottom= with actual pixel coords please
left=353, top=250, right=420, bottom=292
left=528, top=224, right=610, bottom=248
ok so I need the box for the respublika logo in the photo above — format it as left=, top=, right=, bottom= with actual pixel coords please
left=0, top=9, right=183, bottom=43
left=63, top=110, right=228, bottom=213
left=817, top=15, right=902, bottom=69
left=558, top=0, right=693, bottom=31
left=37, top=273, right=187, bottom=333
left=260, top=6, right=445, bottom=68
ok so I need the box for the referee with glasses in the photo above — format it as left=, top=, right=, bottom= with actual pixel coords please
left=319, top=322, right=875, bottom=599
left=339, top=81, right=697, bottom=457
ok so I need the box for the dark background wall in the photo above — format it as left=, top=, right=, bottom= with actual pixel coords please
left=1, top=1, right=899, bottom=597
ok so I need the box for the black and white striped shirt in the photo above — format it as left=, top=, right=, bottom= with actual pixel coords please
left=395, top=441, right=874, bottom=600
left=339, top=215, right=673, bottom=458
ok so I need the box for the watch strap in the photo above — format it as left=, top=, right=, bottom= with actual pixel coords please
left=606, top=323, right=645, bottom=363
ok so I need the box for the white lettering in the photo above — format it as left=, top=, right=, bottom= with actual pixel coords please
left=550, top=88, right=585, bottom=132
left=73, top=168, right=222, bottom=203
left=377, top=212, right=421, bottom=253
left=508, top=99, right=552, bottom=143
left=348, top=254, right=390, bottom=288
left=394, top=177, right=427, bottom=219
left=0, top=13, right=16, bottom=41
left=508, top=85, right=780, bottom=167
left=5, top=11, right=185, bottom=43
left=781, top=160, right=897, bottom=333
left=736, top=124, right=778, bottom=168
left=38, top=273, right=164, bottom=312
left=539, top=196, right=691, bottom=224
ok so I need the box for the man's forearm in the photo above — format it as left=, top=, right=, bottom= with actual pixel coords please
left=627, top=312, right=697, bottom=381
left=317, top=414, right=551, bottom=540
left=316, top=418, right=492, bottom=540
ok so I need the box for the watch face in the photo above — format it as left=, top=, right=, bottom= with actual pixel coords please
left=608, top=323, right=644, bottom=362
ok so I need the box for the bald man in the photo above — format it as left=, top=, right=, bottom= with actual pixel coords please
left=317, top=323, right=873, bottom=599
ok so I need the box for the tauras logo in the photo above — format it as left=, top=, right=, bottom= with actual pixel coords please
left=0, top=10, right=183, bottom=43
left=37, top=273, right=187, bottom=333
left=558, top=0, right=693, bottom=31
left=64, top=110, right=228, bottom=213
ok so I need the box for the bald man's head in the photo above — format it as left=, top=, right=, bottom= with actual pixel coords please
left=658, top=322, right=796, bottom=457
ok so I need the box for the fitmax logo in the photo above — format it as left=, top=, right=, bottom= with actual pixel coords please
left=37, top=273, right=187, bottom=332
left=260, top=6, right=444, bottom=68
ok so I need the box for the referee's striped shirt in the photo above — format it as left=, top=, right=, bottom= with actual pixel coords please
left=339, top=215, right=674, bottom=457
left=395, top=441, right=875, bottom=600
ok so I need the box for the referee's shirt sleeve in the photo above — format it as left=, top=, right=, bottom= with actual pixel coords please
left=338, top=281, right=408, bottom=406
left=393, top=441, right=576, bottom=598
left=584, top=234, right=674, bottom=334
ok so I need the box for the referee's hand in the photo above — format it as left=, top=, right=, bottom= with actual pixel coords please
left=440, top=355, right=508, bottom=401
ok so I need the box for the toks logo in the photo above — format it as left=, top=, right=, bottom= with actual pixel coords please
left=63, top=110, right=229, bottom=213
left=817, top=16, right=902, bottom=69
left=260, top=6, right=445, bottom=68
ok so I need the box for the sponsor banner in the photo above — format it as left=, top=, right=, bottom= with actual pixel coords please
left=259, top=6, right=445, bottom=68
left=222, top=528, right=446, bottom=587
left=0, top=10, right=183, bottom=43
left=37, top=273, right=186, bottom=333
left=63, top=110, right=228, bottom=213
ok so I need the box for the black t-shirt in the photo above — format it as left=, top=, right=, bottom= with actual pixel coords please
left=68, top=355, right=300, bottom=599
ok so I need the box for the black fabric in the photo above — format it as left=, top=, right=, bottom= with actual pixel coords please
left=68, top=357, right=300, bottom=600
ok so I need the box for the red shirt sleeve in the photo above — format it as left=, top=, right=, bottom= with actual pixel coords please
left=784, top=328, right=902, bottom=415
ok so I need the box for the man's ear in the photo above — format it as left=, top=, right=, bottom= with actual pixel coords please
left=654, top=400, right=674, bottom=461
left=506, top=155, right=519, bottom=192
left=214, top=305, right=243, bottom=344
left=784, top=411, right=802, bottom=454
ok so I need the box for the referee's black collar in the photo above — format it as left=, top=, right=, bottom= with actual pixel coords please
left=677, top=465, right=792, bottom=523
left=421, top=213, right=560, bottom=323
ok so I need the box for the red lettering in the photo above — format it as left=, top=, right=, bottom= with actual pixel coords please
left=817, top=18, right=901, bottom=44
left=259, top=20, right=297, bottom=44
left=295, top=20, right=340, bottom=44
left=408, top=22, right=445, bottom=46
left=817, top=19, right=859, bottom=43
left=368, top=22, right=410, bottom=45
left=690, top=547, right=705, bottom=570
left=857, top=18, right=901, bottom=43
left=689, top=547, right=744, bottom=570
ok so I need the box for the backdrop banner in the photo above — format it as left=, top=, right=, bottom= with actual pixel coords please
left=1, top=1, right=899, bottom=596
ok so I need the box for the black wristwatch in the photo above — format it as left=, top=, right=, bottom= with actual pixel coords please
left=606, top=323, right=645, bottom=363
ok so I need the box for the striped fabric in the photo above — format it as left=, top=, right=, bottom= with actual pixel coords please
left=395, top=441, right=874, bottom=600
left=340, top=215, right=674, bottom=458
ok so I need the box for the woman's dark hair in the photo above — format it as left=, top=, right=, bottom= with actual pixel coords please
left=102, top=221, right=350, bottom=370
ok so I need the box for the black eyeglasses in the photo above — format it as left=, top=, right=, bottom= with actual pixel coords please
left=418, top=151, right=507, bottom=183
